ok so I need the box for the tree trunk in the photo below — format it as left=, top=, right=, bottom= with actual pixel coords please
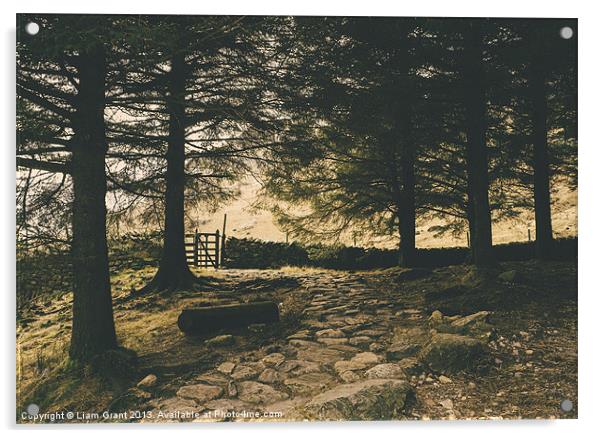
left=141, top=51, right=197, bottom=292
left=394, top=28, right=417, bottom=268
left=465, top=193, right=476, bottom=263
left=529, top=46, right=554, bottom=259
left=398, top=133, right=416, bottom=267
left=387, top=150, right=414, bottom=268
left=463, top=23, right=494, bottom=266
left=69, top=45, right=118, bottom=361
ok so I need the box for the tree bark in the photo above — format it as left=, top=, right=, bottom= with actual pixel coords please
left=529, top=41, right=554, bottom=259
left=141, top=51, right=198, bottom=292
left=462, top=23, right=494, bottom=266
left=69, top=45, right=118, bottom=361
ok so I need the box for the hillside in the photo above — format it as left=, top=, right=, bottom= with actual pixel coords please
left=188, top=177, right=577, bottom=249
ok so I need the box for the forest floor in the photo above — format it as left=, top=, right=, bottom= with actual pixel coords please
left=16, top=259, right=577, bottom=423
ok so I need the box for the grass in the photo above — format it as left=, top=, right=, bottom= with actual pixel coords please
left=16, top=254, right=310, bottom=420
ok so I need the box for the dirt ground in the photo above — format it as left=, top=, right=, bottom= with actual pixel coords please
left=16, top=259, right=577, bottom=423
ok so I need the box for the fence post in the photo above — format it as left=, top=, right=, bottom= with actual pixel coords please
left=528, top=228, right=531, bottom=242
left=193, top=228, right=199, bottom=267
left=215, top=230, right=220, bottom=269
left=221, top=232, right=226, bottom=267
left=221, top=214, right=227, bottom=267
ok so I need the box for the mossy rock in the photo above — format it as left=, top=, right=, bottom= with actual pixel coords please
left=302, top=379, right=414, bottom=420
left=429, top=310, right=495, bottom=341
left=419, top=333, right=490, bottom=374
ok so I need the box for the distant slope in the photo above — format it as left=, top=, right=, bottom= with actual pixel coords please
left=190, top=177, right=577, bottom=249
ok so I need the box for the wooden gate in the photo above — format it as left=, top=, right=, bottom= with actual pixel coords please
left=185, top=229, right=224, bottom=269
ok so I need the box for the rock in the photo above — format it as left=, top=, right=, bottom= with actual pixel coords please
left=392, top=327, right=430, bottom=345
left=263, top=398, right=310, bottom=421
left=289, top=339, right=321, bottom=348
left=176, top=384, right=223, bottom=403
left=429, top=310, right=444, bottom=326
left=237, top=381, right=289, bottom=404
left=431, top=311, right=494, bottom=341
left=304, top=320, right=332, bottom=330
left=498, top=270, right=520, bottom=283
left=217, top=361, right=236, bottom=374
left=284, top=372, right=335, bottom=394
left=348, top=336, right=373, bottom=346
left=386, top=343, right=421, bottom=360
left=231, top=364, right=262, bottom=380
left=204, top=398, right=252, bottom=416
left=303, top=379, right=413, bottom=420
left=369, top=342, right=386, bottom=352
left=264, top=344, right=283, bottom=354
left=440, top=398, right=454, bottom=410
left=195, top=371, right=230, bottom=387
left=419, top=333, right=490, bottom=374
left=325, top=344, right=361, bottom=354
left=227, top=380, right=238, bottom=397
left=350, top=352, right=381, bottom=366
left=258, top=368, right=282, bottom=384
left=364, top=363, right=406, bottom=379
left=451, top=311, right=490, bottom=326
left=205, top=334, right=235, bottom=347
left=334, top=360, right=367, bottom=374
left=339, top=370, right=360, bottom=383
left=157, top=397, right=199, bottom=414
left=350, top=316, right=379, bottom=325
left=137, top=374, right=157, bottom=389
left=438, top=375, right=452, bottom=384
left=355, top=329, right=386, bottom=337
left=279, top=360, right=322, bottom=376
left=288, top=330, right=312, bottom=340
left=296, top=347, right=346, bottom=364
left=398, top=358, right=423, bottom=375
left=315, top=328, right=346, bottom=338
left=319, top=337, right=349, bottom=345
left=262, top=353, right=286, bottom=367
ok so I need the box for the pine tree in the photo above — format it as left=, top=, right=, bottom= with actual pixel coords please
left=16, top=14, right=138, bottom=360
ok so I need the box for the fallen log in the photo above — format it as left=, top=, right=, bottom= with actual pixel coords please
left=177, top=301, right=279, bottom=334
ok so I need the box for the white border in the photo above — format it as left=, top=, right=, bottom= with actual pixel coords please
left=2, top=1, right=599, bottom=437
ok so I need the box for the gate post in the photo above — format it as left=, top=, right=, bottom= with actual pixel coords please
left=193, top=228, right=199, bottom=267
left=215, top=230, right=220, bottom=269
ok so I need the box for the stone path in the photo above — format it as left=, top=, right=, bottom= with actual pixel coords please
left=140, top=270, right=432, bottom=422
